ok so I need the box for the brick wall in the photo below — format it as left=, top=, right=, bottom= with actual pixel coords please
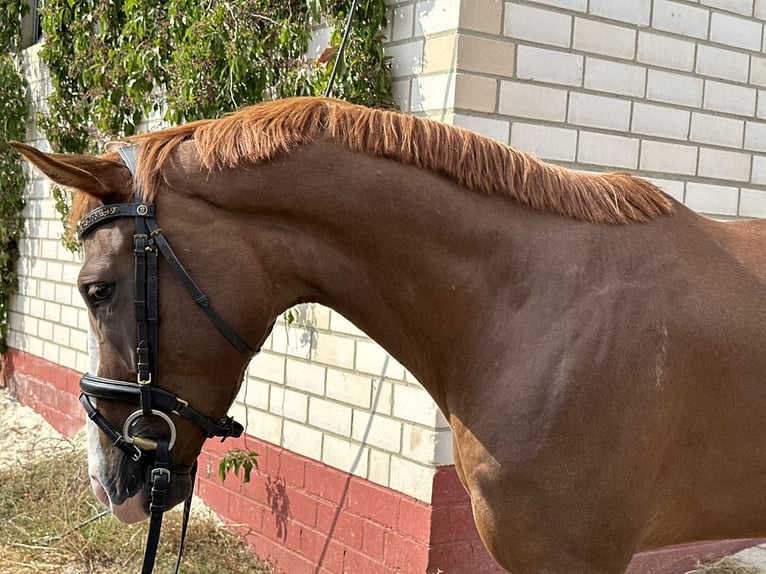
left=388, top=0, right=766, bottom=220
left=7, top=2, right=766, bottom=572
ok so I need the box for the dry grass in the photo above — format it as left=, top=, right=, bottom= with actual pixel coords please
left=0, top=438, right=273, bottom=573
left=689, top=556, right=759, bottom=574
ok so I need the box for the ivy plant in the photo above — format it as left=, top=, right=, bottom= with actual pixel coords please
left=0, top=0, right=29, bottom=358
left=38, top=0, right=394, bottom=245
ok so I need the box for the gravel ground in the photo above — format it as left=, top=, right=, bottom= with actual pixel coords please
left=0, top=387, right=78, bottom=472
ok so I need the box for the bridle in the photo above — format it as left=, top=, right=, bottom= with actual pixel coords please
left=78, top=144, right=254, bottom=574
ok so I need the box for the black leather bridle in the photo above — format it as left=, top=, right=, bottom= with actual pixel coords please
left=78, top=145, right=254, bottom=574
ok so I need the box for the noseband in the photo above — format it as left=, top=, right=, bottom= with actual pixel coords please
left=78, top=145, right=254, bottom=574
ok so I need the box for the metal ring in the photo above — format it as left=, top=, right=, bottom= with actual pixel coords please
left=123, top=409, right=177, bottom=451
left=136, top=204, right=148, bottom=216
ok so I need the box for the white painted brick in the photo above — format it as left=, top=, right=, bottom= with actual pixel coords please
left=393, top=384, right=441, bottom=426
left=391, top=3, right=415, bottom=42
left=323, top=435, right=369, bottom=477
left=414, top=0, right=460, bottom=35
left=313, top=333, right=355, bottom=370
left=647, top=177, right=686, bottom=202
left=60, top=305, right=85, bottom=332
left=309, top=397, right=352, bottom=435
left=75, top=351, right=90, bottom=374
left=740, top=188, right=766, bottom=216
left=371, top=378, right=393, bottom=415
left=247, top=409, right=283, bottom=445
left=752, top=155, right=766, bottom=183
left=759, top=90, right=766, bottom=118
left=249, top=351, right=285, bottom=385
left=750, top=56, right=766, bottom=87
left=567, top=92, right=631, bottom=131
left=647, top=69, right=703, bottom=107
left=504, top=3, right=572, bottom=47
left=283, top=419, right=323, bottom=459
left=640, top=141, right=699, bottom=175
left=44, top=301, right=60, bottom=322
left=355, top=340, right=406, bottom=380
left=637, top=32, right=696, bottom=72
left=696, top=44, right=750, bottom=83
left=685, top=182, right=740, bottom=215
left=701, top=0, right=754, bottom=16
left=40, top=239, right=58, bottom=260
left=54, top=283, right=73, bottom=305
left=389, top=456, right=434, bottom=502
left=401, top=424, right=453, bottom=465
left=584, top=58, right=646, bottom=97
left=758, top=0, right=766, bottom=19
left=270, top=386, right=308, bottom=422
left=698, top=148, right=751, bottom=181
left=386, top=40, right=424, bottom=77
left=58, top=347, right=78, bottom=371
left=271, top=323, right=315, bottom=360
left=368, top=450, right=391, bottom=487
left=745, top=120, right=766, bottom=151
left=589, top=0, right=651, bottom=25
left=352, top=408, right=402, bottom=451
left=510, top=122, right=578, bottom=162
left=285, top=359, right=325, bottom=395
left=710, top=12, right=762, bottom=51
left=578, top=132, right=640, bottom=169
left=393, top=79, right=412, bottom=111
left=410, top=73, right=455, bottom=113
left=516, top=46, right=584, bottom=87
left=632, top=103, right=691, bottom=140
left=573, top=18, right=636, bottom=59
left=326, top=369, right=373, bottom=408
left=690, top=112, right=744, bottom=148
left=329, top=311, right=367, bottom=338
left=498, top=82, right=569, bottom=122
left=704, top=80, right=757, bottom=115
left=42, top=341, right=59, bottom=363
left=27, top=337, right=44, bottom=358
left=653, top=0, right=710, bottom=39
left=526, top=0, right=587, bottom=10
left=452, top=114, right=510, bottom=143
left=238, top=378, right=270, bottom=411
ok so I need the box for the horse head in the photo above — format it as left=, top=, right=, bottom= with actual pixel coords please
left=10, top=141, right=260, bottom=523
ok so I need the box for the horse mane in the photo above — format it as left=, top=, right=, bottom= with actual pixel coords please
left=77, top=97, right=673, bottom=227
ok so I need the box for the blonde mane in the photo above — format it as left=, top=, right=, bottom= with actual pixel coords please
left=78, top=97, right=673, bottom=226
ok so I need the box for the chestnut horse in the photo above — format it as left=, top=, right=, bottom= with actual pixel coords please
left=12, top=97, right=766, bottom=573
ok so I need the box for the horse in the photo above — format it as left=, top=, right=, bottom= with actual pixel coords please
left=11, top=96, right=766, bottom=573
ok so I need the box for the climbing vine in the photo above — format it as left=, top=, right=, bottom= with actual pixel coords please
left=0, top=1, right=29, bottom=358
left=38, top=0, right=394, bottom=244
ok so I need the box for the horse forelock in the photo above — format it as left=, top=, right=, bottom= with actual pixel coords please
left=77, top=97, right=673, bottom=225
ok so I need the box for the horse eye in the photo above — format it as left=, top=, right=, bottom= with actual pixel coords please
left=88, top=284, right=115, bottom=302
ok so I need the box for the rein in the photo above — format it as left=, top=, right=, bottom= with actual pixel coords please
left=78, top=145, right=253, bottom=574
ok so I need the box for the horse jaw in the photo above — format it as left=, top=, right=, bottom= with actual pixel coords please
left=85, top=417, right=147, bottom=523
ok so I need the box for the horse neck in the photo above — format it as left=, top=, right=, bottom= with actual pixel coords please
left=171, top=141, right=532, bottom=397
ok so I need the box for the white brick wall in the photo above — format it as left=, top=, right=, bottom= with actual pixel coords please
left=407, top=0, right=766, bottom=221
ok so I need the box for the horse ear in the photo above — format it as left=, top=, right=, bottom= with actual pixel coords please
left=9, top=141, right=132, bottom=202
